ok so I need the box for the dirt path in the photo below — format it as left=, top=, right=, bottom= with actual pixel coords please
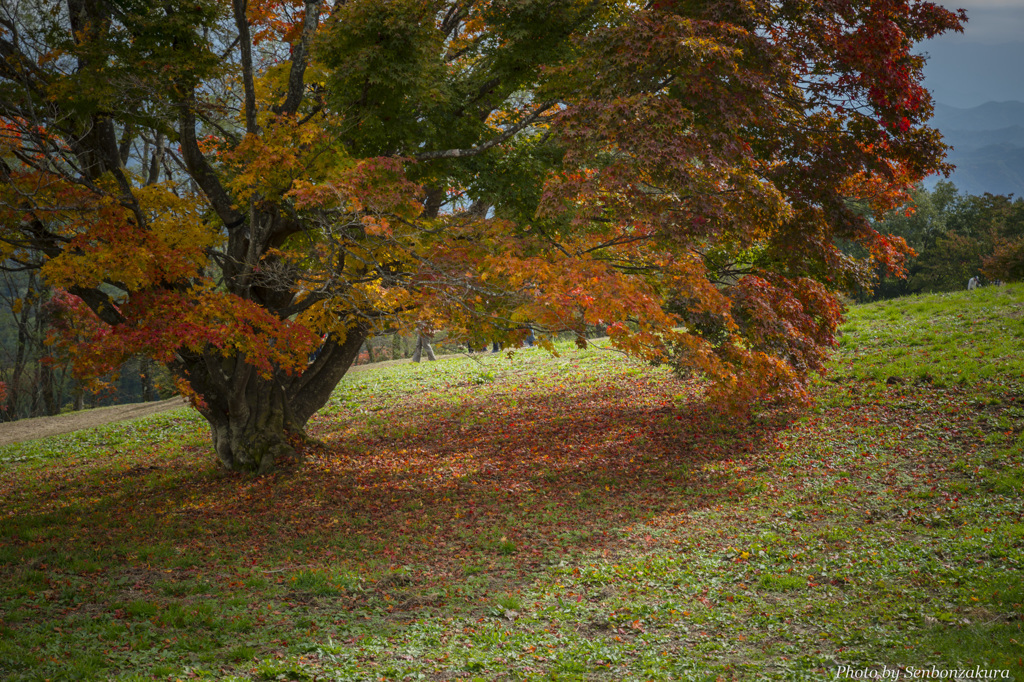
left=0, top=355, right=466, bottom=447
left=0, top=396, right=191, bottom=447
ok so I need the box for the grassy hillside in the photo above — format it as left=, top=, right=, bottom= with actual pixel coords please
left=0, top=285, right=1021, bottom=681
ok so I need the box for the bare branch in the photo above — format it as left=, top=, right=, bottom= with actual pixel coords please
left=414, top=101, right=557, bottom=161
left=146, top=133, right=164, bottom=186
left=440, top=3, right=464, bottom=37
left=69, top=286, right=126, bottom=326
left=576, top=233, right=656, bottom=257
left=231, top=0, right=259, bottom=134
left=178, top=97, right=245, bottom=230
left=274, top=0, right=323, bottom=117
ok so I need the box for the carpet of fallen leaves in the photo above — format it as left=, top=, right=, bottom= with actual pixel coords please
left=0, top=286, right=1022, bottom=681
left=298, top=366, right=783, bottom=583
left=14, top=354, right=787, bottom=591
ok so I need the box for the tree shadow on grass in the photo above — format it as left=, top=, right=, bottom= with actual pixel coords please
left=1, top=372, right=798, bottom=617
left=223, top=376, right=794, bottom=599
left=0, top=370, right=802, bottom=679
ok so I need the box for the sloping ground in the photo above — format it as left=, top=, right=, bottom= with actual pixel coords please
left=0, top=354, right=456, bottom=447
left=0, top=285, right=1020, bottom=680
left=0, top=397, right=189, bottom=447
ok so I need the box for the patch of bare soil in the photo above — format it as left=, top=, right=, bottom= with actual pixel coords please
left=0, top=396, right=191, bottom=447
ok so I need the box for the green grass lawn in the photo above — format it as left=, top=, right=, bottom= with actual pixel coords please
left=1, top=284, right=1022, bottom=681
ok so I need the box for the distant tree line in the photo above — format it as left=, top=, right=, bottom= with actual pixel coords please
left=858, top=181, right=1024, bottom=301
left=0, top=267, right=174, bottom=422
left=353, top=334, right=459, bottom=365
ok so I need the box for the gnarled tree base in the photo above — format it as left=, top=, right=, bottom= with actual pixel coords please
left=176, top=327, right=368, bottom=474
left=205, top=386, right=300, bottom=474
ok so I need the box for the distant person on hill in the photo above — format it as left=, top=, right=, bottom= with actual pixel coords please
left=465, top=339, right=501, bottom=353
left=968, top=276, right=979, bottom=290
left=412, top=333, right=436, bottom=363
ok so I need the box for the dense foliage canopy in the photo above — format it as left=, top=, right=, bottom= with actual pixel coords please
left=0, top=0, right=963, bottom=471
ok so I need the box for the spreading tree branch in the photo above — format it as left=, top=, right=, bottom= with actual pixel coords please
left=414, top=101, right=557, bottom=160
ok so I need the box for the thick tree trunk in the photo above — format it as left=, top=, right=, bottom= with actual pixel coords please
left=38, top=362, right=58, bottom=416
left=140, top=357, right=154, bottom=402
left=176, top=326, right=368, bottom=474
left=201, top=380, right=297, bottom=474
left=7, top=323, right=28, bottom=417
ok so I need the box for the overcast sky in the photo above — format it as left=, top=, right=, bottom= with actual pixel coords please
left=920, top=0, right=1024, bottom=107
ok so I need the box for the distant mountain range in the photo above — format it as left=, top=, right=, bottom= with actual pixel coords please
left=926, top=101, right=1024, bottom=197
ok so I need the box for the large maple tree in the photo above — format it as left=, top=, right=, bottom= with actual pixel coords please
left=0, top=0, right=962, bottom=472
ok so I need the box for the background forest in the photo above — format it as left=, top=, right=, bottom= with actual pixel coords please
left=856, top=181, right=1024, bottom=301
left=0, top=269, right=174, bottom=420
